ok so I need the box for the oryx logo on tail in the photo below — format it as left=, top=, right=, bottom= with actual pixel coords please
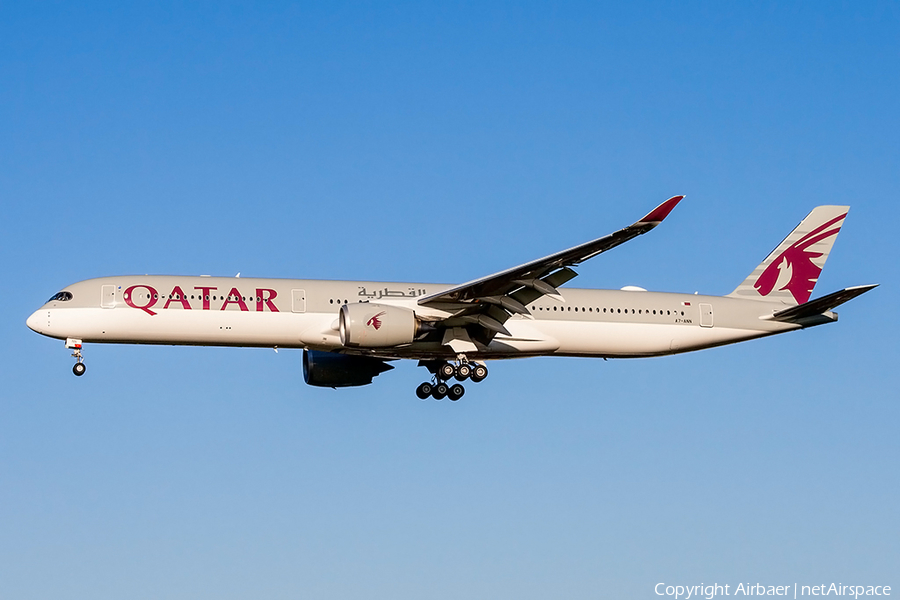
left=754, top=213, right=847, bottom=304
left=728, top=205, right=849, bottom=305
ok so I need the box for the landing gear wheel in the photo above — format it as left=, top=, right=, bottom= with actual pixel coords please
left=73, top=363, right=86, bottom=377
left=471, top=364, right=488, bottom=383
left=455, top=363, right=472, bottom=381
left=439, top=363, right=456, bottom=380
left=416, top=382, right=433, bottom=400
left=448, top=384, right=465, bottom=401
left=432, top=382, right=449, bottom=400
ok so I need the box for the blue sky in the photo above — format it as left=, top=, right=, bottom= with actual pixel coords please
left=1, top=2, right=898, bottom=598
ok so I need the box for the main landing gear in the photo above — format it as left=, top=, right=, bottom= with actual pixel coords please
left=416, top=358, right=488, bottom=401
left=67, top=338, right=86, bottom=376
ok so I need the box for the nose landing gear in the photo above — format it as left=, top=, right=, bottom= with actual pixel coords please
left=415, top=357, right=488, bottom=401
left=67, top=338, right=86, bottom=376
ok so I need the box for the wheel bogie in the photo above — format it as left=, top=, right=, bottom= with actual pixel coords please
left=418, top=360, right=482, bottom=400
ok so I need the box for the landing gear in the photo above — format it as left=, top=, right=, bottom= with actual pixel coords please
left=415, top=357, right=488, bottom=400
left=439, top=363, right=456, bottom=380
left=455, top=363, right=472, bottom=381
left=471, top=363, right=488, bottom=383
left=416, top=382, right=433, bottom=400
left=67, top=338, right=85, bottom=377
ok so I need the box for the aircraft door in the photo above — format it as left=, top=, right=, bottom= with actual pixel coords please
left=699, top=303, right=713, bottom=328
left=101, top=285, right=116, bottom=308
left=291, top=289, right=307, bottom=313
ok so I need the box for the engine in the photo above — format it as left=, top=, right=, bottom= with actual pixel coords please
left=339, top=303, right=419, bottom=348
left=303, top=349, right=394, bottom=387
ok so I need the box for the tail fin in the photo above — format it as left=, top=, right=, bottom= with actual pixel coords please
left=728, top=206, right=849, bottom=305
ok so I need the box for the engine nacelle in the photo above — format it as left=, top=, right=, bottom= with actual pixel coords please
left=303, top=349, right=394, bottom=387
left=339, top=303, right=419, bottom=348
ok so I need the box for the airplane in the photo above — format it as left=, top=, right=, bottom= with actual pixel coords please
left=26, top=196, right=876, bottom=401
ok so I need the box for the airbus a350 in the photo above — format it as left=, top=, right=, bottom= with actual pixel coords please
left=27, top=196, right=876, bottom=400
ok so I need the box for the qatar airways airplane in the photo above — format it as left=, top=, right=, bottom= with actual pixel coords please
left=27, top=196, right=875, bottom=400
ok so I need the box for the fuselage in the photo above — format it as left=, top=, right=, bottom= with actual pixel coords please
left=26, top=275, right=800, bottom=360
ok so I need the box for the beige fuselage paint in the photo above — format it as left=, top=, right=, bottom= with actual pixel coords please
left=31, top=203, right=864, bottom=367
left=28, top=275, right=800, bottom=360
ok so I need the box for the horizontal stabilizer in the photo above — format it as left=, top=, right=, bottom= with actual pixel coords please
left=770, top=284, right=878, bottom=324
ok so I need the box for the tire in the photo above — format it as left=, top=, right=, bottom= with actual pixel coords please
left=448, top=384, right=465, bottom=401
left=471, top=364, right=488, bottom=382
left=439, top=363, right=455, bottom=379
left=73, top=363, right=86, bottom=377
left=416, top=382, right=432, bottom=400
left=433, top=382, right=449, bottom=400
left=455, top=363, right=472, bottom=381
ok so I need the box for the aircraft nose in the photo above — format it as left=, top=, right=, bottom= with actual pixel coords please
left=26, top=310, right=43, bottom=333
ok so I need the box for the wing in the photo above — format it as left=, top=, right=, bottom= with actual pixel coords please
left=417, top=195, right=684, bottom=348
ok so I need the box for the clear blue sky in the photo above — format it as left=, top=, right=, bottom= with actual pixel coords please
left=2, top=2, right=898, bottom=598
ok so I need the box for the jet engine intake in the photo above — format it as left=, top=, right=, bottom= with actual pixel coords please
left=302, top=349, right=394, bottom=387
left=339, top=303, right=419, bottom=348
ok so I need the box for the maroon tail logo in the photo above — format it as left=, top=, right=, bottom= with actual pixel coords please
left=366, top=311, right=386, bottom=330
left=754, top=213, right=846, bottom=304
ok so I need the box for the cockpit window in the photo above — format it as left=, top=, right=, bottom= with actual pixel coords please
left=48, top=291, right=73, bottom=302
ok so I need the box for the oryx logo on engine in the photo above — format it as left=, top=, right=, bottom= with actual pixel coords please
left=366, top=311, right=386, bottom=330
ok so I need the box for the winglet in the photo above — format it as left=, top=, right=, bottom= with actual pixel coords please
left=639, top=195, right=684, bottom=224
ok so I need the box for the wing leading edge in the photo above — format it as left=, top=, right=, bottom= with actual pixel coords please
left=418, top=195, right=684, bottom=346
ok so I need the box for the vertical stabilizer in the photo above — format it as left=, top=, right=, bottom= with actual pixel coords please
left=728, top=206, right=849, bottom=305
